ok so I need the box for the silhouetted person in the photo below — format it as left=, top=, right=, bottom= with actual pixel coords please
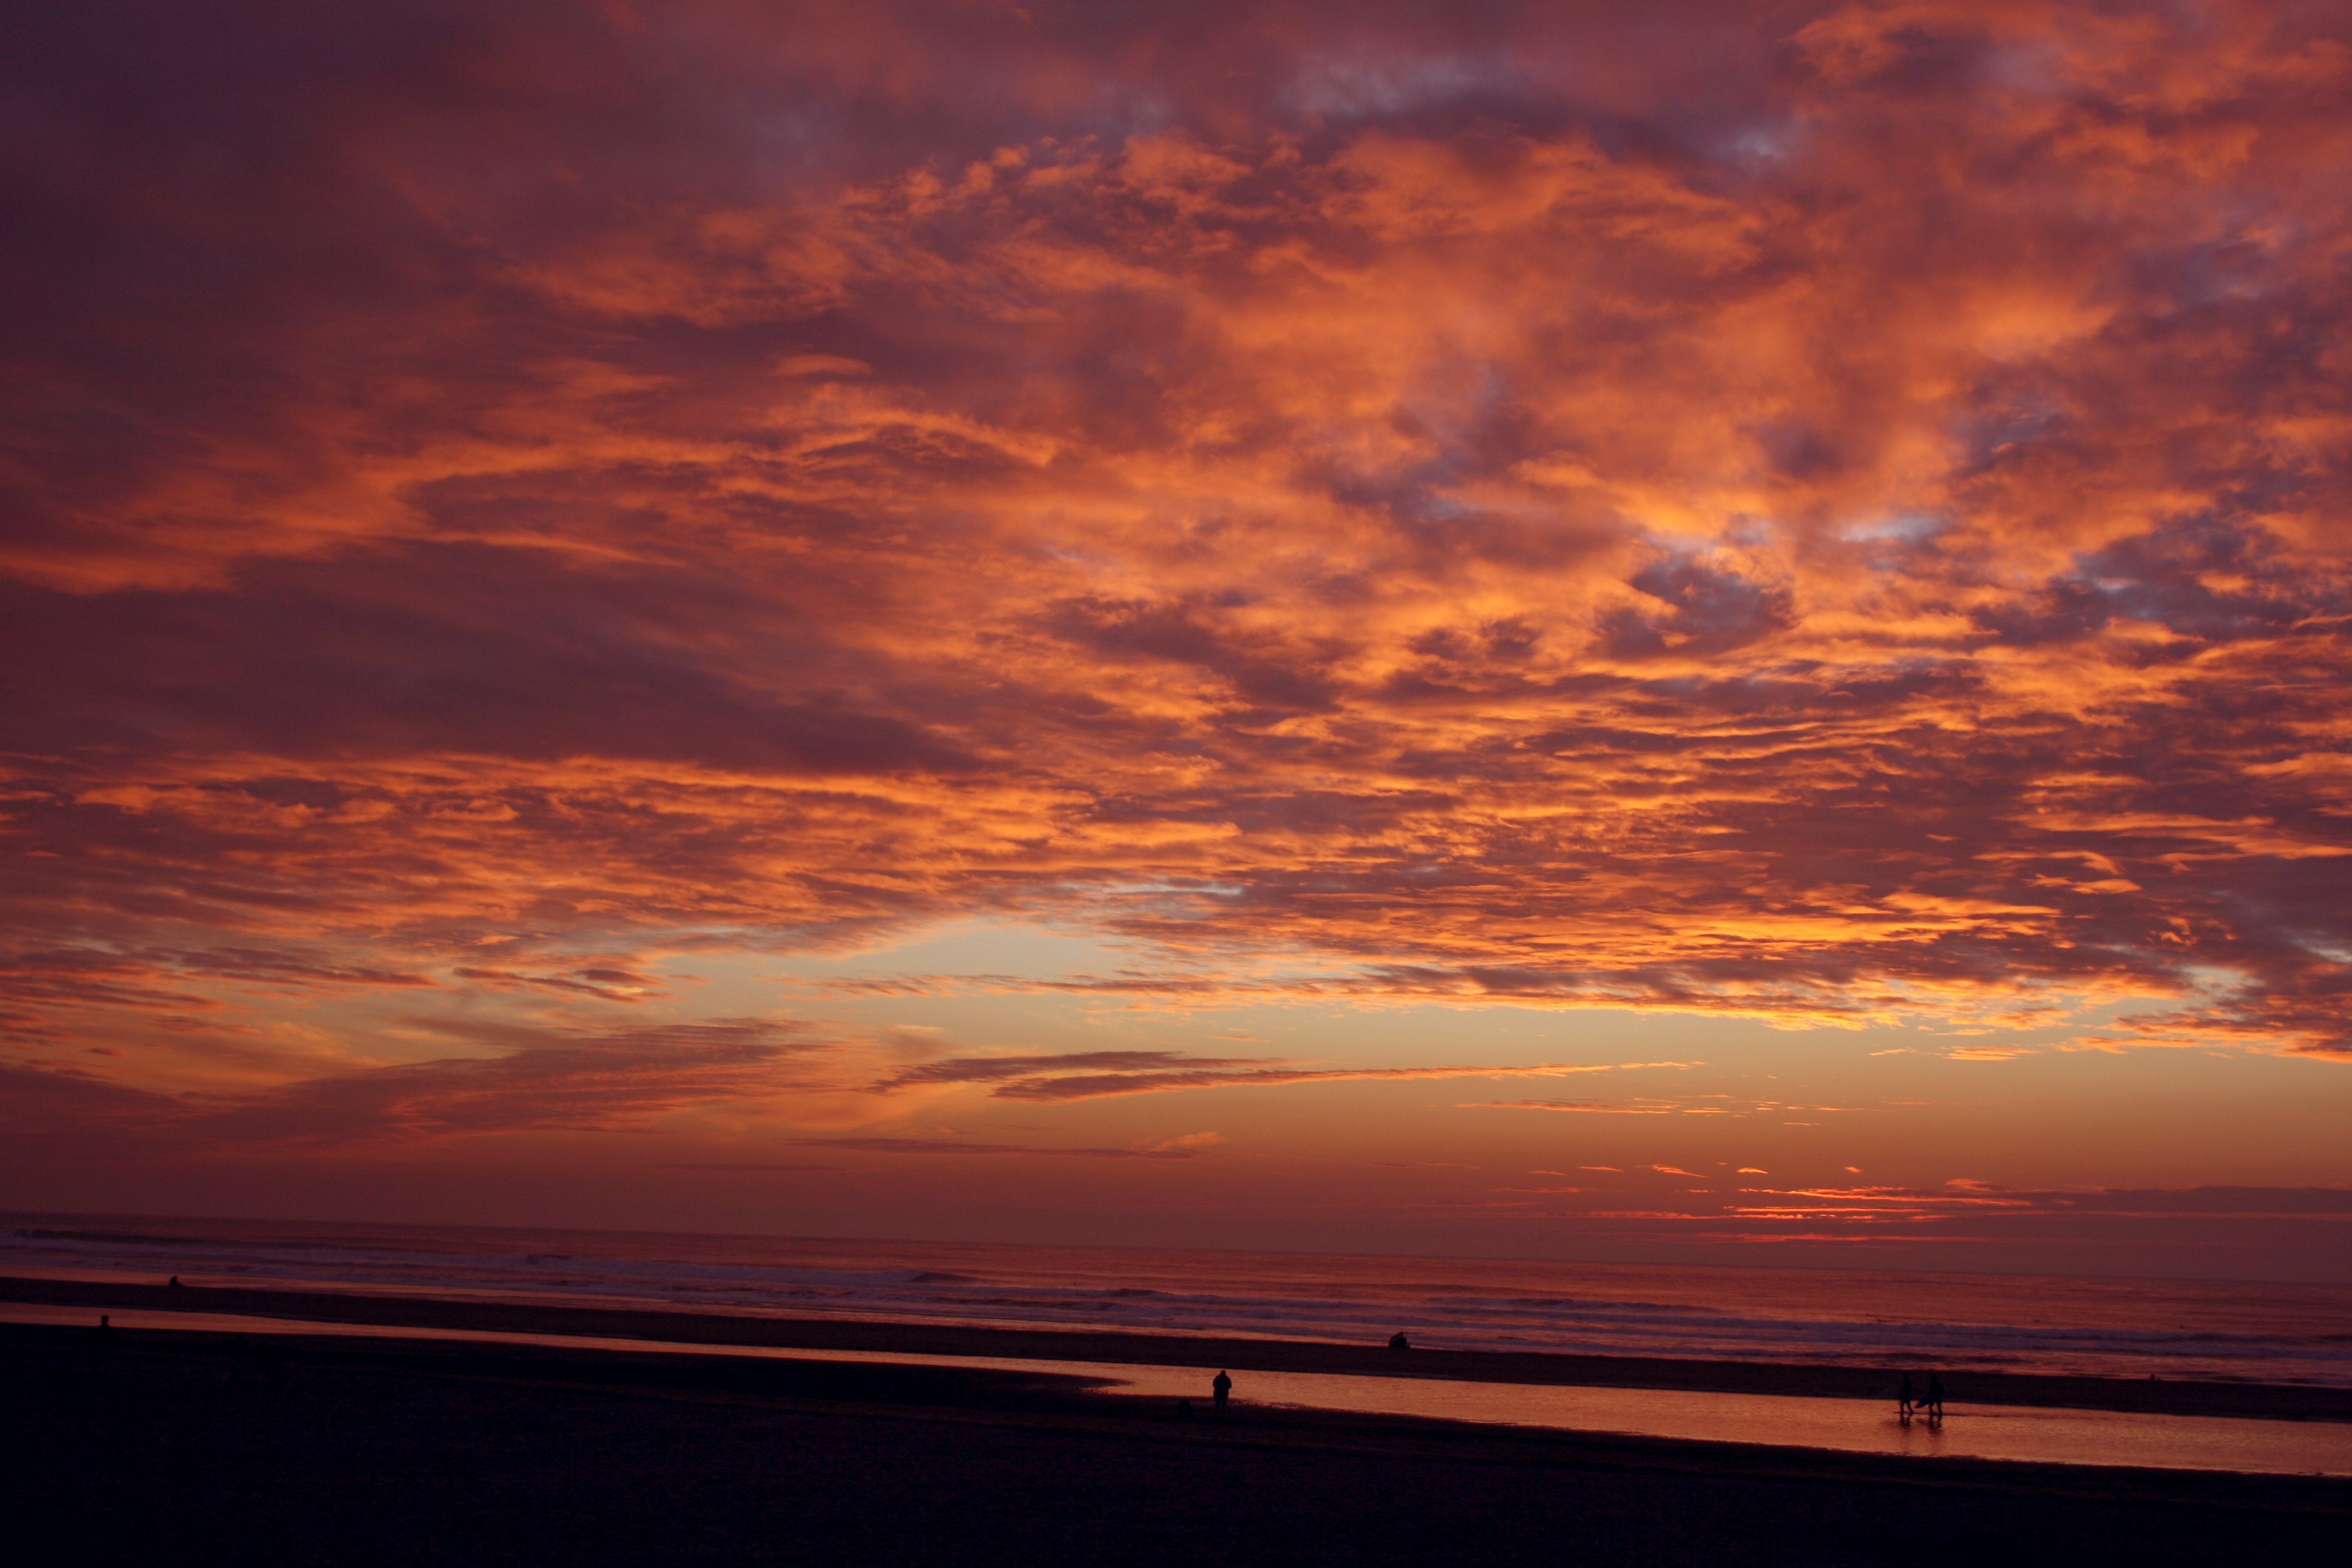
left=1897, top=1371, right=1916, bottom=1418
left=168, top=1275, right=182, bottom=1289
left=1921, top=1373, right=1945, bottom=1421
left=1388, top=1332, right=1411, bottom=1351
left=1212, top=1370, right=1232, bottom=1412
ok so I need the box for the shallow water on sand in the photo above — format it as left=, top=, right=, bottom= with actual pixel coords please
left=10, top=1302, right=2348, bottom=1479
left=1094, top=1361, right=2352, bottom=1477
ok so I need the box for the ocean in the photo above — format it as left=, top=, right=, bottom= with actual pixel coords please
left=7, top=1212, right=2348, bottom=1388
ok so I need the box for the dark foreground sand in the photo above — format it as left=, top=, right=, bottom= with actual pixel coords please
left=4, top=1322, right=2345, bottom=1567
left=9, top=1274, right=2351, bottom=1423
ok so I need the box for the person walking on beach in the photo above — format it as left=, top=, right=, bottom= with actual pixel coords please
left=1897, top=1372, right=1916, bottom=1419
left=1921, top=1373, right=1945, bottom=1422
left=1211, top=1370, right=1232, bottom=1413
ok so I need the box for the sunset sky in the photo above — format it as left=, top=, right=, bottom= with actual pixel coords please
left=5, top=0, right=2350, bottom=1279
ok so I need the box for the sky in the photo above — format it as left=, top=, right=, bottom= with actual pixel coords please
left=4, top=0, right=2351, bottom=1280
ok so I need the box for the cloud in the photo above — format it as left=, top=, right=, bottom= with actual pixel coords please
left=870, top=1051, right=1256, bottom=1092
left=1, top=1019, right=823, bottom=1151
left=873, top=1052, right=1698, bottom=1102
left=1466, top=1100, right=1680, bottom=1115
left=1712, top=1182, right=2352, bottom=1227
left=2, top=0, right=2349, bottom=1187
left=796, top=1137, right=1199, bottom=1160
left=1464, top=1089, right=1853, bottom=1117
left=1148, top=1131, right=1227, bottom=1152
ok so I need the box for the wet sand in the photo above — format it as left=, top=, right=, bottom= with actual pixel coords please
left=4, top=1322, right=2344, bottom=1567
left=7, top=1272, right=2350, bottom=1423
left=11, top=1299, right=2350, bottom=1477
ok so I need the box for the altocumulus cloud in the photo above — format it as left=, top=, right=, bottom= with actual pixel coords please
left=2, top=0, right=2350, bottom=1163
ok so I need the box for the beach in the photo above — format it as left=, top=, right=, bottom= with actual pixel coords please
left=5, top=1319, right=2345, bottom=1567
left=8, top=1274, right=2349, bottom=1424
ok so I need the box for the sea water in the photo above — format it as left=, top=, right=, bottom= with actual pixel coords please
left=7, top=1211, right=2349, bottom=1387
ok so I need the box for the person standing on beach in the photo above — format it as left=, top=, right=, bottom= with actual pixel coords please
left=1921, top=1373, right=1945, bottom=1421
left=1212, top=1370, right=1232, bottom=1413
left=1897, top=1372, right=1916, bottom=1419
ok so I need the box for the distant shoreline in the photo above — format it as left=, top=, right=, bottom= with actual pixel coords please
left=8, top=1273, right=2349, bottom=1425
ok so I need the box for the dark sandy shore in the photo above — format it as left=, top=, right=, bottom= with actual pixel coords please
left=2, top=1321, right=2344, bottom=1567
left=7, top=1272, right=2350, bottom=1423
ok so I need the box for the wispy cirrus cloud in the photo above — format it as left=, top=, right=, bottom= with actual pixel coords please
left=795, top=1137, right=1200, bottom=1160
left=2, top=1019, right=825, bottom=1151
left=871, top=1052, right=1699, bottom=1102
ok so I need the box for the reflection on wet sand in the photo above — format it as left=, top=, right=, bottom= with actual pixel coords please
left=6, top=1301, right=2345, bottom=1478
left=1091, top=1361, right=2352, bottom=1477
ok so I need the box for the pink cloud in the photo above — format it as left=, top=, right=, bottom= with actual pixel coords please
left=1, top=1, right=2347, bottom=1232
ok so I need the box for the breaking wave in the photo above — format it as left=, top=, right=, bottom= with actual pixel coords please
left=7, top=1214, right=2348, bottom=1387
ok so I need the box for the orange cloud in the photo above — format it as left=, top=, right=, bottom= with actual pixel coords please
left=1, top=0, right=2348, bottom=1222
left=875, top=1052, right=1695, bottom=1102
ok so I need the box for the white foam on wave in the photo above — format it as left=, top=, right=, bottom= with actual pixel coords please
left=8, top=1215, right=2350, bottom=1386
